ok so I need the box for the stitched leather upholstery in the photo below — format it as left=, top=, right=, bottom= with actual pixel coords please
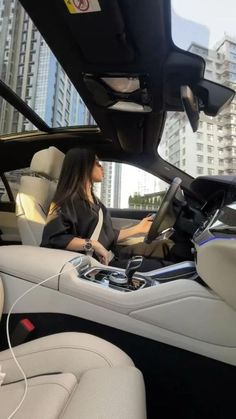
left=0, top=280, right=146, bottom=418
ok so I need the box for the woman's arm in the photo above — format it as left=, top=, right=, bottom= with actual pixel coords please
left=42, top=206, right=110, bottom=265
left=66, top=237, right=88, bottom=252
left=117, top=216, right=153, bottom=242
left=66, top=237, right=110, bottom=265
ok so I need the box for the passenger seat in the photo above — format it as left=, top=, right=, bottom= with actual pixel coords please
left=0, top=277, right=146, bottom=418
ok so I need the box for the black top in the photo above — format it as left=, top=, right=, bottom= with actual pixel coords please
left=41, top=195, right=119, bottom=251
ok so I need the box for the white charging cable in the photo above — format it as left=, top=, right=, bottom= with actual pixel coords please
left=6, top=257, right=83, bottom=419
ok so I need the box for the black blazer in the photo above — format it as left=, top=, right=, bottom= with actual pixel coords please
left=41, top=195, right=119, bottom=251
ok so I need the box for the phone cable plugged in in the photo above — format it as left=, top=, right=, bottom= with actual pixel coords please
left=5, top=257, right=83, bottom=419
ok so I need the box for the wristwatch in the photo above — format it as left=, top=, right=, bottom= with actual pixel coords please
left=83, top=239, right=93, bottom=252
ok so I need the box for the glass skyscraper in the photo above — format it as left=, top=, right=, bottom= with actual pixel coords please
left=0, top=0, right=121, bottom=207
left=0, top=0, right=88, bottom=132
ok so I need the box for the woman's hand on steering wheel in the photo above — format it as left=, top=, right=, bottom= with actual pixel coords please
left=136, top=216, right=153, bottom=234
left=146, top=177, right=182, bottom=244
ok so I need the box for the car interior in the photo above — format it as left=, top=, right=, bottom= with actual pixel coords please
left=0, top=0, right=236, bottom=418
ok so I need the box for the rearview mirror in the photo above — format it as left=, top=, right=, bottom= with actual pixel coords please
left=180, top=85, right=199, bottom=132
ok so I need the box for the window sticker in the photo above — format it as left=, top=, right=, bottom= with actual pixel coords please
left=64, top=0, right=101, bottom=14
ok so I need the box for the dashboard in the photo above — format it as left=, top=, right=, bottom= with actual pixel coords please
left=175, top=176, right=236, bottom=240
left=190, top=175, right=236, bottom=209
left=190, top=176, right=236, bottom=246
left=201, top=189, right=225, bottom=215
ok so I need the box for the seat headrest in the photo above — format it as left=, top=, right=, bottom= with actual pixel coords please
left=30, top=147, right=65, bottom=180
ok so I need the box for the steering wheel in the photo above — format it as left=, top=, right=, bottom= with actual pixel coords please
left=146, top=177, right=182, bottom=243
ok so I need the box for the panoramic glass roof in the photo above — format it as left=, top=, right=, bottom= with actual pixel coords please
left=0, top=0, right=95, bottom=136
left=0, top=98, right=38, bottom=136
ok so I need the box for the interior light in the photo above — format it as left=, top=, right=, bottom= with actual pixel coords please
left=109, top=101, right=152, bottom=113
left=101, top=77, right=140, bottom=93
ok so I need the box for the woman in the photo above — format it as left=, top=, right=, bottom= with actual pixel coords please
left=41, top=148, right=170, bottom=270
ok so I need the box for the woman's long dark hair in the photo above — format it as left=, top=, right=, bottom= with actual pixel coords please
left=51, top=148, right=96, bottom=212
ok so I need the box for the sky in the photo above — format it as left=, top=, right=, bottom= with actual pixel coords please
left=172, top=0, right=236, bottom=49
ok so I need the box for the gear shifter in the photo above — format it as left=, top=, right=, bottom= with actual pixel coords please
left=125, top=255, right=143, bottom=283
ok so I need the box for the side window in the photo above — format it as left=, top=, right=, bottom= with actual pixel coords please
left=0, top=169, right=30, bottom=202
left=94, top=162, right=169, bottom=209
left=0, top=174, right=13, bottom=202
left=0, top=176, right=9, bottom=202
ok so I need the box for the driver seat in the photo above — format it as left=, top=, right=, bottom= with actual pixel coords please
left=0, top=277, right=146, bottom=418
left=16, top=147, right=64, bottom=246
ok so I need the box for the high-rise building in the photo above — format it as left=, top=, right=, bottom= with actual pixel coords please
left=0, top=0, right=121, bottom=207
left=128, top=168, right=166, bottom=198
left=93, top=161, right=122, bottom=209
left=99, top=162, right=122, bottom=208
left=160, top=35, right=236, bottom=177
left=113, top=163, right=122, bottom=208
left=0, top=0, right=87, bottom=133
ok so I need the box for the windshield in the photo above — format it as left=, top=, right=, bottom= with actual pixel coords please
left=0, top=0, right=95, bottom=135
left=158, top=0, right=236, bottom=177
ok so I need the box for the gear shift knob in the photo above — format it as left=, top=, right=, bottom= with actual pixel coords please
left=125, top=255, right=143, bottom=282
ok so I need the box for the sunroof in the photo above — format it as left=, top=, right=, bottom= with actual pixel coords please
left=0, top=98, right=38, bottom=136
left=0, top=0, right=95, bottom=135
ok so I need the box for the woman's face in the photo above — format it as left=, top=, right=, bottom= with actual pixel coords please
left=91, top=157, right=104, bottom=182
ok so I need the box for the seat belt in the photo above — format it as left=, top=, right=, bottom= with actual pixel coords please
left=89, top=208, right=114, bottom=263
left=90, top=208, right=103, bottom=241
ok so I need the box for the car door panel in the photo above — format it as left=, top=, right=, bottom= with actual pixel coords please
left=110, top=208, right=155, bottom=231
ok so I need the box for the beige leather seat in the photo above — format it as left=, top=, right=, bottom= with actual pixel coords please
left=16, top=147, right=65, bottom=246
left=0, top=278, right=146, bottom=418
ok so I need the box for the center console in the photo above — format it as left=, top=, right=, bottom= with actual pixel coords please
left=0, top=244, right=235, bottom=366
left=81, top=267, right=148, bottom=291
left=77, top=257, right=197, bottom=292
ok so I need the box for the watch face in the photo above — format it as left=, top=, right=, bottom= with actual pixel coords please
left=84, top=240, right=93, bottom=251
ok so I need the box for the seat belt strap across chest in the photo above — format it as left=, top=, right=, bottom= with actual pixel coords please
left=90, top=208, right=103, bottom=241
left=89, top=207, right=114, bottom=262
